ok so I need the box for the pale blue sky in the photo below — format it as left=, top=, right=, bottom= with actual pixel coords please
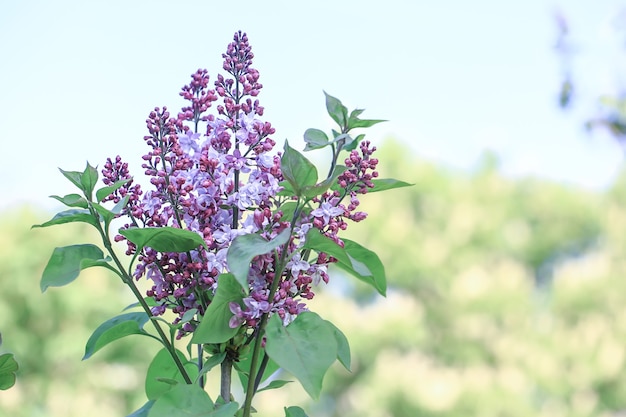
left=1, top=0, right=624, bottom=211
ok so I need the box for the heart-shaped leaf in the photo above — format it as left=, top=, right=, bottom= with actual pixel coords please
left=265, top=312, right=337, bottom=399
left=191, top=273, right=244, bottom=344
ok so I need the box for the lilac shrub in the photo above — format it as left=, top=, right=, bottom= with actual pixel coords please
left=34, top=31, right=409, bottom=417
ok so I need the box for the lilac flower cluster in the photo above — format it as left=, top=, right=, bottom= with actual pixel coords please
left=100, top=31, right=379, bottom=339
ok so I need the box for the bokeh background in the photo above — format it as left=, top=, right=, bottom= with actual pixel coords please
left=3, top=1, right=626, bottom=416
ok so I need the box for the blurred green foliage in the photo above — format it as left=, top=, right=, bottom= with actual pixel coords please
left=1, top=139, right=625, bottom=417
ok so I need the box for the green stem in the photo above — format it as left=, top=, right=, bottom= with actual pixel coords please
left=198, top=344, right=205, bottom=388
left=220, top=69, right=242, bottom=404
left=221, top=355, right=233, bottom=402
left=253, top=353, right=270, bottom=393
left=90, top=205, right=192, bottom=384
left=242, top=204, right=301, bottom=417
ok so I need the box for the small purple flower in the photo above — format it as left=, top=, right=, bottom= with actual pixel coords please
left=311, top=201, right=344, bottom=225
left=178, top=131, right=201, bottom=160
left=224, top=149, right=250, bottom=172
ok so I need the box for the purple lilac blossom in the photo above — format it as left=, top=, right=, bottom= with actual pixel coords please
left=100, top=31, right=379, bottom=338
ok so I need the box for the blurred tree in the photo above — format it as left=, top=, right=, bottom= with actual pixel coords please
left=555, top=6, right=626, bottom=147
left=2, top=141, right=626, bottom=417
left=0, top=208, right=158, bottom=417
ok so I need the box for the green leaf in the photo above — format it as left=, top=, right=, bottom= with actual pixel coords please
left=265, top=312, right=337, bottom=399
left=257, top=379, right=293, bottom=392
left=0, top=353, right=18, bottom=390
left=227, top=229, right=291, bottom=291
left=343, top=133, right=365, bottom=151
left=324, top=91, right=348, bottom=128
left=339, top=239, right=387, bottom=296
left=278, top=201, right=299, bottom=223
left=369, top=178, right=413, bottom=193
left=145, top=348, right=198, bottom=401
left=96, top=178, right=132, bottom=202
left=207, top=403, right=239, bottom=417
left=112, top=194, right=130, bottom=215
left=40, top=244, right=108, bottom=292
left=81, top=162, right=99, bottom=199
left=302, top=230, right=386, bottom=295
left=301, top=166, right=347, bottom=199
left=178, top=308, right=198, bottom=325
left=325, top=321, right=351, bottom=371
left=276, top=180, right=296, bottom=197
left=191, top=274, right=244, bottom=344
left=92, top=202, right=116, bottom=230
left=49, top=193, right=88, bottom=208
left=83, top=312, right=152, bottom=360
left=281, top=140, right=318, bottom=195
left=303, top=128, right=329, bottom=151
left=119, top=227, right=208, bottom=252
left=349, top=108, right=365, bottom=120
left=126, top=401, right=155, bottom=417
left=149, top=384, right=207, bottom=417
left=284, top=406, right=309, bottom=417
left=348, top=118, right=387, bottom=129
left=32, top=209, right=98, bottom=229
left=123, top=297, right=159, bottom=311
left=301, top=230, right=355, bottom=271
left=195, top=352, right=226, bottom=383
left=148, top=384, right=238, bottom=417
left=59, top=168, right=84, bottom=191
